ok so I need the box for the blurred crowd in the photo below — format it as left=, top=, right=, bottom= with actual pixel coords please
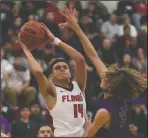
left=1, top=1, right=147, bottom=138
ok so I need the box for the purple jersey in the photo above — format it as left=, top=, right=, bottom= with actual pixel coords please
left=95, top=97, right=131, bottom=138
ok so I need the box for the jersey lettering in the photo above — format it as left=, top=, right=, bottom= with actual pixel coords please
left=73, top=104, right=83, bottom=118
left=62, top=93, right=83, bottom=102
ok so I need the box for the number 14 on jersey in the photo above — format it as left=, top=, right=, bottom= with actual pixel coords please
left=73, top=104, right=83, bottom=118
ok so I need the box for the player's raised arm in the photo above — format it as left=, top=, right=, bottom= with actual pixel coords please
left=18, top=34, right=56, bottom=98
left=41, top=23, right=87, bottom=92
left=60, top=7, right=107, bottom=77
left=84, top=109, right=110, bottom=137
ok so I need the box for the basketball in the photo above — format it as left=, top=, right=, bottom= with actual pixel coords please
left=20, top=21, right=47, bottom=51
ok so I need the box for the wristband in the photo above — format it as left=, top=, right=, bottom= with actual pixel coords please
left=53, top=37, right=62, bottom=46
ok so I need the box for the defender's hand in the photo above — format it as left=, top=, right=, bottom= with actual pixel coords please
left=59, top=6, right=79, bottom=30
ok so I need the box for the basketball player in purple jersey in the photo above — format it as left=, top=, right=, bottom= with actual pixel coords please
left=18, top=24, right=87, bottom=137
left=60, top=7, right=147, bottom=137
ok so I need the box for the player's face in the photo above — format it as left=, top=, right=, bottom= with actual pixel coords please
left=100, top=77, right=113, bottom=99
left=100, top=77, right=109, bottom=89
left=52, top=62, right=71, bottom=81
left=20, top=108, right=30, bottom=119
left=38, top=126, right=52, bottom=137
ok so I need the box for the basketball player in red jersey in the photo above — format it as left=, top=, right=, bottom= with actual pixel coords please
left=18, top=23, right=87, bottom=137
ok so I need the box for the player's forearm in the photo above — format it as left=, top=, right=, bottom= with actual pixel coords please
left=73, top=26, right=107, bottom=74
left=23, top=49, right=49, bottom=97
left=52, top=37, right=85, bottom=63
left=74, top=26, right=98, bottom=59
left=59, top=41, right=84, bottom=62
left=22, top=48, right=43, bottom=75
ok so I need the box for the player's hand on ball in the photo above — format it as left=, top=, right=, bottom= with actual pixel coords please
left=18, top=33, right=28, bottom=49
left=59, top=6, right=79, bottom=30
left=40, top=23, right=55, bottom=44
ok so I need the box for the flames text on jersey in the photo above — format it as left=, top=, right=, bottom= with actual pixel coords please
left=62, top=93, right=83, bottom=102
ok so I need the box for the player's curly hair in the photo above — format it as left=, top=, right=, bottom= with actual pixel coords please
left=100, top=67, right=147, bottom=101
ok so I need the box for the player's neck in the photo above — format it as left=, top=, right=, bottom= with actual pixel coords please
left=54, top=80, right=71, bottom=89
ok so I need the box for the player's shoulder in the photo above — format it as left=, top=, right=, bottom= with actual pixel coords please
left=73, top=80, right=82, bottom=87
left=97, top=108, right=109, bottom=116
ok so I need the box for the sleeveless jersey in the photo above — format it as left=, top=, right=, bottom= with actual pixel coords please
left=48, top=81, right=86, bottom=137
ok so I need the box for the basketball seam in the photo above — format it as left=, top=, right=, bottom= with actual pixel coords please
left=21, top=31, right=46, bottom=40
left=26, top=24, right=46, bottom=38
left=31, top=24, right=46, bottom=36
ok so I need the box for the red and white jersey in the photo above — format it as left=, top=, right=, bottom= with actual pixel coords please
left=48, top=81, right=86, bottom=137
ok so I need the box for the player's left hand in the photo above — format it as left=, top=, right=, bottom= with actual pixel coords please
left=58, top=6, right=79, bottom=30
left=18, top=33, right=28, bottom=50
left=40, top=23, right=55, bottom=44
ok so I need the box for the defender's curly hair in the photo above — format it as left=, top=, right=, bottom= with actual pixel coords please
left=100, top=67, right=147, bottom=101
